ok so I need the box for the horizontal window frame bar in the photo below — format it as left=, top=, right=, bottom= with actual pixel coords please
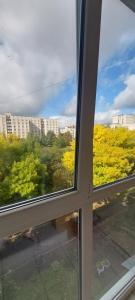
left=1, top=173, right=135, bottom=238
left=100, top=266, right=135, bottom=300
left=1, top=174, right=135, bottom=214
left=0, top=187, right=75, bottom=213
left=0, top=190, right=84, bottom=238
left=92, top=175, right=135, bottom=202
left=116, top=278, right=135, bottom=300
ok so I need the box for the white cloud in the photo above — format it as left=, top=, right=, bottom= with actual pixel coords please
left=64, top=95, right=77, bottom=116
left=1, top=0, right=135, bottom=117
left=113, top=74, right=135, bottom=109
left=95, top=110, right=120, bottom=124
left=97, top=95, right=110, bottom=110
left=99, top=0, right=135, bottom=66
left=51, top=115, right=76, bottom=128
left=0, top=0, right=76, bottom=115
left=95, top=0, right=135, bottom=124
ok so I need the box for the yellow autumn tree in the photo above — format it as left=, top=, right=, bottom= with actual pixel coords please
left=62, top=141, right=75, bottom=173
left=62, top=126, right=135, bottom=186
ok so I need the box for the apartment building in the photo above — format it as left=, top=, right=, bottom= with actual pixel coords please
left=0, top=113, right=59, bottom=138
left=60, top=125, right=76, bottom=139
left=111, top=114, right=135, bottom=130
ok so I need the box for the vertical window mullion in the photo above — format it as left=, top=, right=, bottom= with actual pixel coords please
left=77, top=0, right=102, bottom=199
left=81, top=204, right=92, bottom=300
left=78, top=0, right=102, bottom=299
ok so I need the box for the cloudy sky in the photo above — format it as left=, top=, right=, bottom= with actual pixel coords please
left=0, top=0, right=135, bottom=125
left=95, top=0, right=135, bottom=123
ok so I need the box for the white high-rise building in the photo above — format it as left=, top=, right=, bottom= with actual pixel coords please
left=60, top=125, right=76, bottom=139
left=0, top=113, right=59, bottom=138
left=111, top=114, right=135, bottom=130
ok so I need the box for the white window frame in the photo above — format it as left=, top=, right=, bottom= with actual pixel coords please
left=0, top=0, right=135, bottom=299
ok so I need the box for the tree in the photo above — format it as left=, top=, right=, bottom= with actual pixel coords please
left=53, top=165, right=73, bottom=191
left=55, top=132, right=73, bottom=148
left=0, top=134, right=23, bottom=180
left=0, top=176, right=11, bottom=205
left=62, top=126, right=135, bottom=187
left=0, top=134, right=24, bottom=205
left=22, top=133, right=41, bottom=155
left=93, top=125, right=135, bottom=186
left=9, top=153, right=47, bottom=199
left=41, top=147, right=66, bottom=192
left=44, top=131, right=57, bottom=146
left=62, top=141, right=75, bottom=172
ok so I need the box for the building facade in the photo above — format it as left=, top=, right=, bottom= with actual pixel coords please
left=0, top=113, right=59, bottom=138
left=60, top=125, right=76, bottom=139
left=111, top=114, right=135, bottom=130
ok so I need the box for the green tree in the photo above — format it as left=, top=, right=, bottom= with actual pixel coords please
left=22, top=133, right=41, bottom=154
left=55, top=132, right=73, bottom=148
left=9, top=153, right=47, bottom=199
left=53, top=165, right=73, bottom=190
left=42, top=131, right=57, bottom=147
left=0, top=134, right=24, bottom=205
left=0, top=134, right=23, bottom=180
left=41, top=147, right=66, bottom=192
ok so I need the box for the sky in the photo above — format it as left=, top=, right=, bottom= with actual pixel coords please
left=95, top=0, right=135, bottom=124
left=0, top=0, right=135, bottom=126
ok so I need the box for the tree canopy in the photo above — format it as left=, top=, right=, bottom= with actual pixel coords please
left=9, top=153, right=47, bottom=199
left=1, top=125, right=135, bottom=206
left=62, top=126, right=135, bottom=186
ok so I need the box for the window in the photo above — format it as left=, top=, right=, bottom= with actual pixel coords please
left=0, top=212, right=79, bottom=300
left=92, top=0, right=135, bottom=299
left=0, top=1, right=135, bottom=300
left=92, top=187, right=135, bottom=299
left=0, top=0, right=78, bottom=207
left=94, top=0, right=135, bottom=187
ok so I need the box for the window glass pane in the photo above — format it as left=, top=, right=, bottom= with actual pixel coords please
left=94, top=0, right=135, bottom=187
left=0, top=212, right=79, bottom=299
left=92, top=187, right=135, bottom=299
left=0, top=0, right=77, bottom=206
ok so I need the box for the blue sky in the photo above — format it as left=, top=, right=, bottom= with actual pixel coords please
left=40, top=37, right=135, bottom=125
left=96, top=41, right=135, bottom=114
left=0, top=0, right=135, bottom=126
left=38, top=0, right=135, bottom=125
left=40, top=76, right=76, bottom=117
